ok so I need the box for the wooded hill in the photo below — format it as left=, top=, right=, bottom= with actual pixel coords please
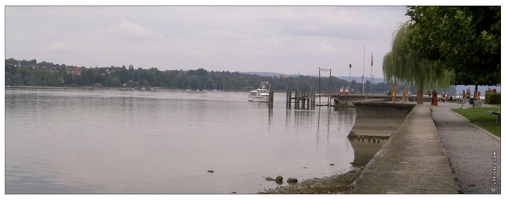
left=5, top=58, right=400, bottom=94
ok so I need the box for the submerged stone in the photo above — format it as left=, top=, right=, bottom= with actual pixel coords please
left=287, top=177, right=298, bottom=184
left=275, top=175, right=283, bottom=185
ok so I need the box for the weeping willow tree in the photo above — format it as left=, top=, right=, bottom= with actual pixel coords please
left=383, top=21, right=453, bottom=104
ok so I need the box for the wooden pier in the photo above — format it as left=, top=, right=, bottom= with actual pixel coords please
left=285, top=87, right=317, bottom=109
left=285, top=89, right=421, bottom=109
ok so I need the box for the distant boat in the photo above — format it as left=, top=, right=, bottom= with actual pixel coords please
left=248, top=81, right=270, bottom=102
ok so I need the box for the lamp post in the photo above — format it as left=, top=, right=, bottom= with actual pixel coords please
left=346, top=64, right=351, bottom=107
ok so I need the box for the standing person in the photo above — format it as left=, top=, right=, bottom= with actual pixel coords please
left=431, top=90, right=438, bottom=106
left=402, top=86, right=408, bottom=102
left=392, top=84, right=397, bottom=103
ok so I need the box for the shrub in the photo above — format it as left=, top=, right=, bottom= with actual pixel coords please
left=485, top=92, right=500, bottom=104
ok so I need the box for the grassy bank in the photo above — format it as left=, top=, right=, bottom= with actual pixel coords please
left=451, top=106, right=501, bottom=138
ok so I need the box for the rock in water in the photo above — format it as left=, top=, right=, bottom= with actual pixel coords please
left=275, top=175, right=283, bottom=185
left=275, top=175, right=283, bottom=182
left=287, top=177, right=298, bottom=184
left=265, top=177, right=275, bottom=181
left=207, top=170, right=214, bottom=173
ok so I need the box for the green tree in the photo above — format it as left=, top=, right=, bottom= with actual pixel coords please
left=406, top=6, right=500, bottom=95
left=383, top=21, right=453, bottom=104
left=113, top=66, right=129, bottom=85
left=110, top=77, right=122, bottom=87
left=5, top=58, right=17, bottom=67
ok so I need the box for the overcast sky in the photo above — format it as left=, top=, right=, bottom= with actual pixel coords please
left=5, top=5, right=411, bottom=78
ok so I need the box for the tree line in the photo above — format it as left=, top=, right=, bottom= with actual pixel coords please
left=5, top=58, right=403, bottom=94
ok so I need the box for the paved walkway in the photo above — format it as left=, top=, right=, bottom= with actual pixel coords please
left=347, top=101, right=501, bottom=194
left=347, top=104, right=460, bottom=193
left=432, top=101, right=501, bottom=194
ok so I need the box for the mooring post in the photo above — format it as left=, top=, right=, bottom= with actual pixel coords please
left=312, top=91, right=316, bottom=109
left=302, top=88, right=306, bottom=109
left=306, top=88, right=310, bottom=108
left=297, top=87, right=301, bottom=109
left=308, top=87, right=312, bottom=108
left=269, top=90, right=274, bottom=105
left=309, top=91, right=312, bottom=109
left=286, top=89, right=291, bottom=109
left=300, top=88, right=303, bottom=109
left=295, top=87, right=299, bottom=109
left=289, top=90, right=292, bottom=107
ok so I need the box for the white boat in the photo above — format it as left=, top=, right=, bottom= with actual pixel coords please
left=248, top=82, right=270, bottom=102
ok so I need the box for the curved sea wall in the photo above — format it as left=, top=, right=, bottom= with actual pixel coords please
left=348, top=101, right=416, bottom=167
left=349, top=101, right=416, bottom=137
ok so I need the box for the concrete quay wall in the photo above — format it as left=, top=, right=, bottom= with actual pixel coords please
left=349, top=101, right=416, bottom=137
left=347, top=104, right=459, bottom=194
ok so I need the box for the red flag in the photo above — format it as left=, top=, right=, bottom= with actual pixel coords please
left=371, top=53, right=374, bottom=67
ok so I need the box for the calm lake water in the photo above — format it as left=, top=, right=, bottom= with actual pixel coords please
left=5, top=87, right=359, bottom=194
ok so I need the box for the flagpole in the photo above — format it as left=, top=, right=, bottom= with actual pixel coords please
left=371, top=52, right=373, bottom=95
left=362, top=46, right=365, bottom=95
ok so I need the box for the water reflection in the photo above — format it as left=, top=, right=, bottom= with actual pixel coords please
left=285, top=105, right=356, bottom=147
left=348, top=136, right=389, bottom=167
left=6, top=89, right=358, bottom=193
left=316, top=106, right=334, bottom=146
left=268, top=104, right=273, bottom=126
left=347, top=102, right=415, bottom=167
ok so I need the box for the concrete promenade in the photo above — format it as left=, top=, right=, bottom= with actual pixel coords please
left=432, top=102, right=501, bottom=194
left=347, top=104, right=460, bottom=193
left=347, top=101, right=501, bottom=194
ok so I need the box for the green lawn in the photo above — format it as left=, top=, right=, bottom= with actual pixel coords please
left=477, top=124, right=501, bottom=138
left=451, top=106, right=501, bottom=138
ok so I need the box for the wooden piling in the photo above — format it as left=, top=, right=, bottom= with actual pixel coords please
left=295, top=88, right=299, bottom=109
left=289, top=90, right=292, bottom=109
left=306, top=91, right=310, bottom=108
left=269, top=90, right=274, bottom=105
left=284, top=86, right=321, bottom=110
left=293, top=88, right=299, bottom=109
left=312, top=91, right=316, bottom=109
left=286, top=89, right=291, bottom=109
left=301, top=88, right=306, bottom=109
left=308, top=89, right=311, bottom=108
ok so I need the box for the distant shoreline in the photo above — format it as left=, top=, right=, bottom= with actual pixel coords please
left=5, top=86, right=248, bottom=92
left=6, top=86, right=74, bottom=89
